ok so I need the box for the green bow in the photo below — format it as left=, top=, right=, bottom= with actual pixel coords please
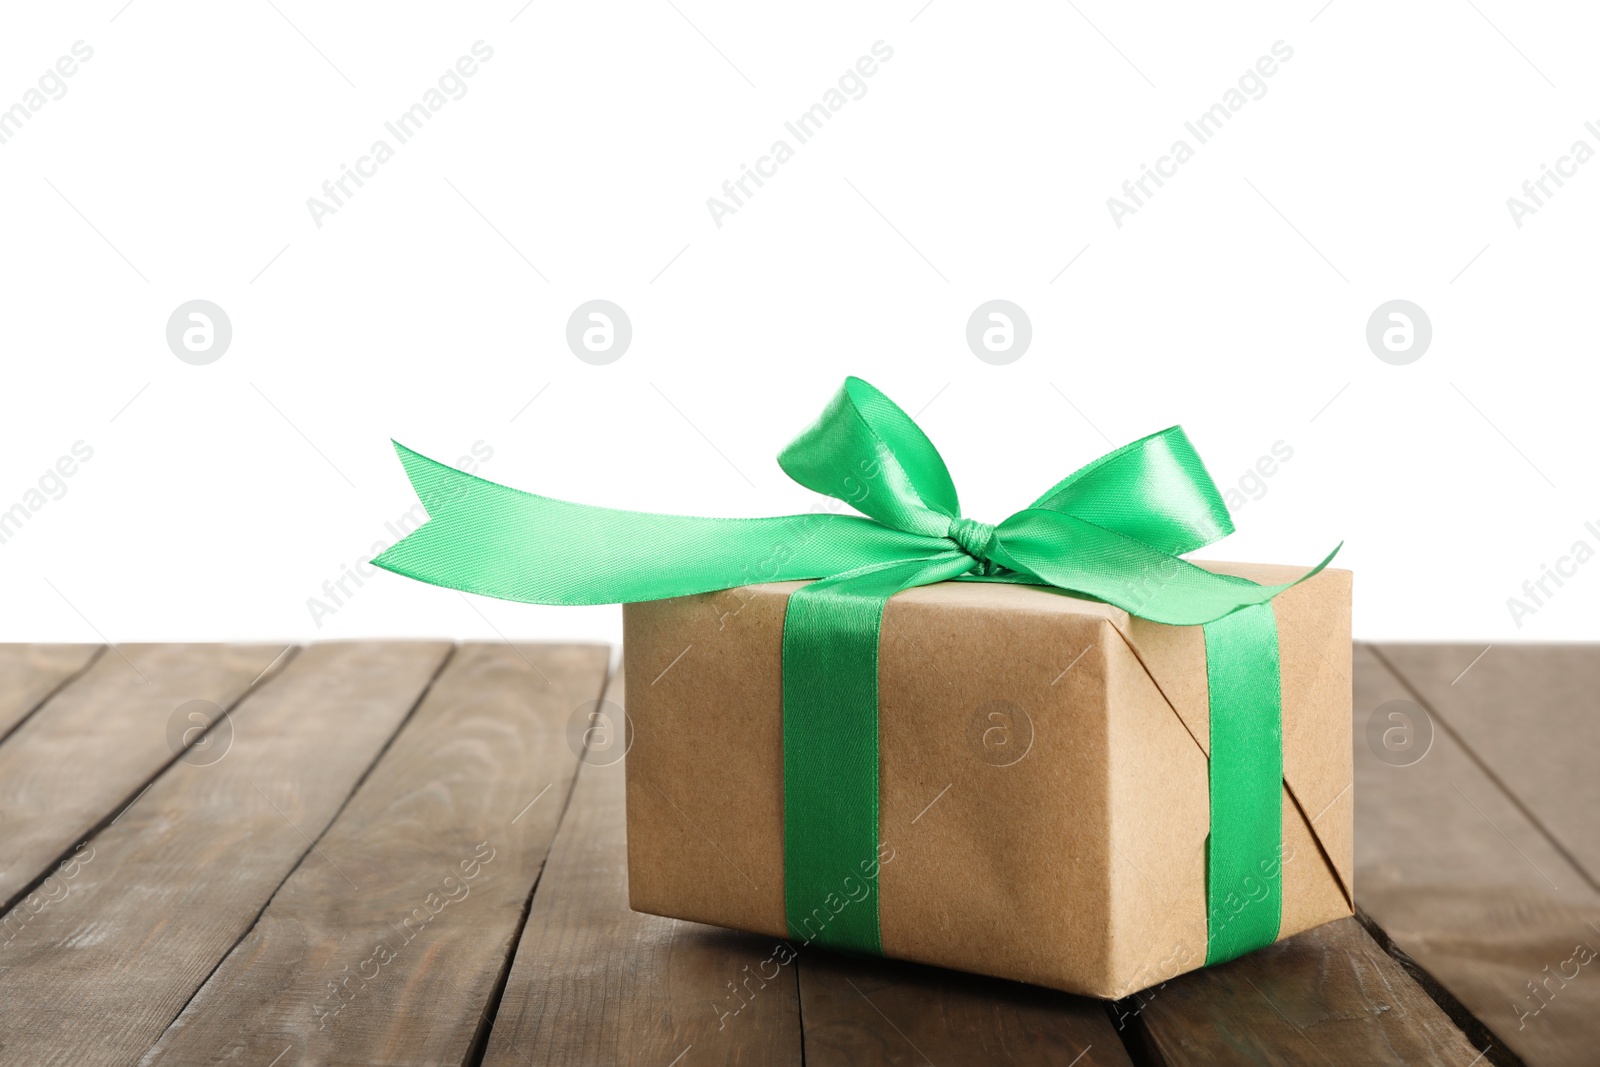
left=374, top=376, right=1337, bottom=966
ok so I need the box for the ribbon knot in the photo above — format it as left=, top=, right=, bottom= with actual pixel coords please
left=946, top=516, right=1000, bottom=574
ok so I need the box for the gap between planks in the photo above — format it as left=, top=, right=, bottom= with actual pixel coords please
left=0, top=642, right=452, bottom=1065
left=139, top=642, right=611, bottom=1066
left=1354, top=642, right=1600, bottom=1067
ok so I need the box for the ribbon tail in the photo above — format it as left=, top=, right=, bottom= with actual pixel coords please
left=371, top=443, right=952, bottom=605
left=994, top=508, right=1341, bottom=625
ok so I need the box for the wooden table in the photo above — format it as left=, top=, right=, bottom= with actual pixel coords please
left=0, top=641, right=1589, bottom=1065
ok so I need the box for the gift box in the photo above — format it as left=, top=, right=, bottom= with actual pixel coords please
left=373, top=376, right=1349, bottom=999
left=622, top=562, right=1351, bottom=998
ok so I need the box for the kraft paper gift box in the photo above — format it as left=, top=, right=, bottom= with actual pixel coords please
left=368, top=374, right=1348, bottom=998
left=622, top=560, right=1352, bottom=999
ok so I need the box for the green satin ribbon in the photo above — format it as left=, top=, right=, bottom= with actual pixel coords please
left=373, top=376, right=1337, bottom=967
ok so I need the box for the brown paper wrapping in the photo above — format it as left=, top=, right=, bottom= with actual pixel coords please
left=622, top=561, right=1352, bottom=998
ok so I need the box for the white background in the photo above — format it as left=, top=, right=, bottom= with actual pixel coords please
left=1, top=1, right=1595, bottom=649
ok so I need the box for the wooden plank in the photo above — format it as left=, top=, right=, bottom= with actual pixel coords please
left=0, top=644, right=99, bottom=741
left=0, top=642, right=290, bottom=909
left=141, top=642, right=610, bottom=1067
left=1133, top=916, right=1481, bottom=1065
left=1354, top=642, right=1600, bottom=1066
left=1376, top=643, right=1600, bottom=885
left=482, top=668, right=806, bottom=1067
left=798, top=949, right=1130, bottom=1067
left=0, top=640, right=451, bottom=1067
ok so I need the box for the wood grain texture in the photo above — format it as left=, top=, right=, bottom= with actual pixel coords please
left=483, top=668, right=806, bottom=1067
left=140, top=642, right=610, bottom=1067
left=0, top=644, right=99, bottom=741
left=1375, top=643, right=1600, bottom=886
left=0, top=641, right=450, bottom=1067
left=6, top=638, right=1591, bottom=1065
left=798, top=949, right=1130, bottom=1067
left=1135, top=916, right=1482, bottom=1065
left=1355, top=643, right=1600, bottom=1066
left=0, top=642, right=289, bottom=908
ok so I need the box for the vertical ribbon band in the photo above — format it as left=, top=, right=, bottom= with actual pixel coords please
left=782, top=581, right=887, bottom=952
left=781, top=555, right=973, bottom=951
left=1201, top=604, right=1284, bottom=964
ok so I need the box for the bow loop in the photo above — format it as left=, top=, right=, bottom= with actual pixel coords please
left=1027, top=426, right=1233, bottom=557
left=778, top=377, right=959, bottom=539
